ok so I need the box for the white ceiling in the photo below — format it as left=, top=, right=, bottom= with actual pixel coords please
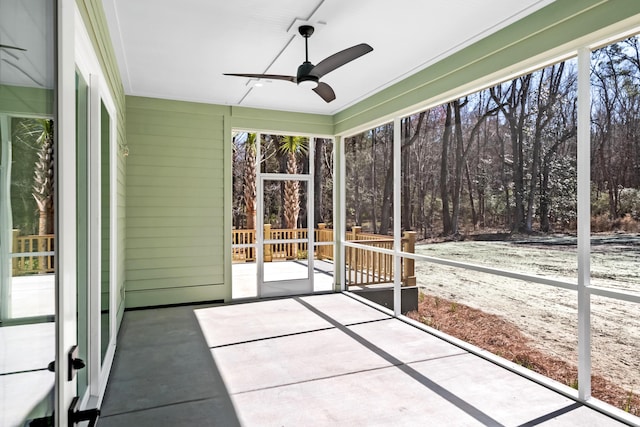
left=102, top=0, right=556, bottom=115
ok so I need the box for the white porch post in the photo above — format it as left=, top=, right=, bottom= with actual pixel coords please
left=255, top=133, right=263, bottom=297
left=336, top=135, right=345, bottom=292
left=393, top=117, right=401, bottom=316
left=577, top=46, right=592, bottom=401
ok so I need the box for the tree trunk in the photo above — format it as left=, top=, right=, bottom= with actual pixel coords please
left=451, top=100, right=465, bottom=235
left=440, top=103, right=453, bottom=235
left=314, top=138, right=324, bottom=227
left=402, top=118, right=412, bottom=230
left=491, top=77, right=530, bottom=233
left=465, top=161, right=478, bottom=228
left=540, top=161, right=551, bottom=232
left=244, top=136, right=257, bottom=230
left=33, top=122, right=54, bottom=235
left=284, top=152, right=300, bottom=229
left=379, top=127, right=394, bottom=235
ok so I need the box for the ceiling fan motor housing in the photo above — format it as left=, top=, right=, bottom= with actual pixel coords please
left=297, top=61, right=318, bottom=86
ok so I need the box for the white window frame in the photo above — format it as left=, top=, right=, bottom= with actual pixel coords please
left=74, top=5, right=118, bottom=409
left=230, top=130, right=336, bottom=298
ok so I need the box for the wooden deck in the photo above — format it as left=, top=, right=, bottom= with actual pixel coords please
left=232, top=225, right=416, bottom=288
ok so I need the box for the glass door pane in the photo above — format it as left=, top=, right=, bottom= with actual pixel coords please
left=9, top=117, right=56, bottom=318
left=261, top=178, right=313, bottom=296
left=100, top=101, right=111, bottom=364
left=312, top=138, right=334, bottom=292
left=231, top=132, right=257, bottom=299
left=76, top=70, right=89, bottom=398
left=0, top=1, right=56, bottom=423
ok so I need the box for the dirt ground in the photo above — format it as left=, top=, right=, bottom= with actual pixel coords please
left=411, top=234, right=639, bottom=402
left=406, top=294, right=640, bottom=415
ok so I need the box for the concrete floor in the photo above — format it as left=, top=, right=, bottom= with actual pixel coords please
left=98, top=293, right=629, bottom=426
left=0, top=322, right=55, bottom=427
left=7, top=274, right=55, bottom=318
left=0, top=275, right=57, bottom=426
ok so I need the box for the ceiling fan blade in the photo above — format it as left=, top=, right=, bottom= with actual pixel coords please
left=223, top=73, right=296, bottom=82
left=313, top=82, right=336, bottom=103
left=0, top=44, right=27, bottom=51
left=310, top=43, right=373, bottom=78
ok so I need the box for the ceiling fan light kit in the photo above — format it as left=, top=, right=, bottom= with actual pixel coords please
left=224, top=25, right=373, bottom=103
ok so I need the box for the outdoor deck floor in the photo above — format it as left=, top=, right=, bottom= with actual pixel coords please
left=98, top=293, right=629, bottom=426
left=232, top=260, right=335, bottom=299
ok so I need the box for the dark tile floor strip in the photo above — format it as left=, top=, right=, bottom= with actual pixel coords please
left=209, top=317, right=390, bottom=349
left=97, top=306, right=242, bottom=426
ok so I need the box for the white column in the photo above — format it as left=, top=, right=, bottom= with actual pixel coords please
left=576, top=47, right=592, bottom=400
left=308, top=137, right=315, bottom=288
left=256, top=133, right=263, bottom=297
left=336, top=135, right=346, bottom=292
left=393, top=117, right=402, bottom=316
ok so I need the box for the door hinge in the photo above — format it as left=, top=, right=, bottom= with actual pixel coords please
left=29, top=415, right=53, bottom=427
left=68, top=396, right=100, bottom=427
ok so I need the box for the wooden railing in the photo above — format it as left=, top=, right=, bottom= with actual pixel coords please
left=12, top=231, right=55, bottom=275
left=232, top=228, right=256, bottom=262
left=345, top=226, right=416, bottom=287
left=346, top=238, right=394, bottom=286
left=231, top=224, right=416, bottom=287
left=266, top=226, right=309, bottom=261
left=315, top=223, right=333, bottom=261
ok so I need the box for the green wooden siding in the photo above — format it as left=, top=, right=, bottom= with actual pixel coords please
left=0, top=85, right=53, bottom=116
left=125, top=96, right=227, bottom=307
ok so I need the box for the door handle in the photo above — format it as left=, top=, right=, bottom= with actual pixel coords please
left=45, top=345, right=86, bottom=382
left=68, top=345, right=85, bottom=381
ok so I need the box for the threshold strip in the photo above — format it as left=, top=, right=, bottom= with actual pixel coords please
left=98, top=396, right=217, bottom=419
left=233, top=352, right=465, bottom=396
left=209, top=326, right=336, bottom=349
left=294, top=296, right=506, bottom=427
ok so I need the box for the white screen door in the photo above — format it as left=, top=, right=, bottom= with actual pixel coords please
left=257, top=175, right=314, bottom=297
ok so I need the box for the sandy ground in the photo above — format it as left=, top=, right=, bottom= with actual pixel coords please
left=413, top=235, right=639, bottom=394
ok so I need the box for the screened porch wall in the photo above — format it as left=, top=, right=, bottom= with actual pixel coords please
left=122, top=0, right=640, bottom=311
left=124, top=98, right=334, bottom=307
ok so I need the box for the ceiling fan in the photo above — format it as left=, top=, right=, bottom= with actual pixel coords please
left=224, top=25, right=373, bottom=103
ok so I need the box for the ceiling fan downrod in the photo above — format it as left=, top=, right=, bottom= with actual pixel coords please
left=299, top=25, right=315, bottom=63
